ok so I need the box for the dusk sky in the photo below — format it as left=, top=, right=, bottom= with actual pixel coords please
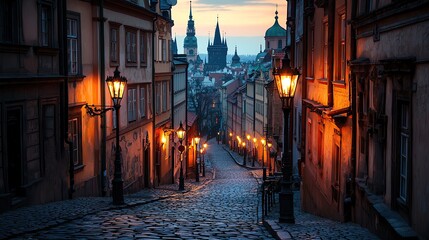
left=172, top=0, right=288, bottom=55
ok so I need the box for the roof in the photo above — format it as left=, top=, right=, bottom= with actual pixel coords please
left=265, top=10, right=286, bottom=37
left=187, top=111, right=197, bottom=126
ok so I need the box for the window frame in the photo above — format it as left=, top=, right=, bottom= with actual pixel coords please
left=109, top=22, right=121, bottom=67
left=125, top=26, right=137, bottom=67
left=139, top=30, right=147, bottom=67
left=68, top=105, right=83, bottom=170
left=39, top=2, right=54, bottom=47
left=67, top=12, right=82, bottom=75
left=127, top=87, right=137, bottom=122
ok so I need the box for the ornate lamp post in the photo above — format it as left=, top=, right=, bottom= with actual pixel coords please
left=106, top=67, right=128, bottom=205
left=176, top=121, right=186, bottom=191
left=202, top=142, right=208, bottom=176
left=246, top=134, right=251, bottom=162
left=194, top=135, right=200, bottom=182
left=273, top=50, right=300, bottom=223
left=242, top=142, right=246, bottom=165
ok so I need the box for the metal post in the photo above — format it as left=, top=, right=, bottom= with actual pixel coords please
left=179, top=152, right=185, bottom=190
left=279, top=107, right=294, bottom=223
left=195, top=143, right=199, bottom=182
left=112, top=105, right=124, bottom=205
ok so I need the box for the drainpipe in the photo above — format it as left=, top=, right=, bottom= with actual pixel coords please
left=301, top=0, right=310, bottom=168
left=58, top=0, right=73, bottom=199
left=327, top=0, right=335, bottom=107
left=350, top=0, right=358, bottom=216
left=171, top=60, right=175, bottom=184
left=98, top=0, right=107, bottom=197
left=152, top=13, right=158, bottom=187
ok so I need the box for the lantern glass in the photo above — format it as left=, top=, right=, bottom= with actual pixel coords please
left=106, top=67, right=127, bottom=106
left=176, top=121, right=185, bottom=141
left=194, top=136, right=200, bottom=145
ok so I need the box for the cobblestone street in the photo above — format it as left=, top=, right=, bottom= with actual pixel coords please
left=1, top=138, right=380, bottom=240
left=4, top=138, right=273, bottom=239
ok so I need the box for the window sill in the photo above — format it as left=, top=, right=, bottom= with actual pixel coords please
left=0, top=43, right=31, bottom=54
left=306, top=77, right=315, bottom=81
left=68, top=75, right=86, bottom=83
left=140, top=63, right=147, bottom=68
left=126, top=63, right=137, bottom=67
left=74, top=164, right=85, bottom=172
left=33, top=46, right=59, bottom=56
left=333, top=80, right=346, bottom=87
left=318, top=78, right=328, bottom=84
left=110, top=62, right=119, bottom=67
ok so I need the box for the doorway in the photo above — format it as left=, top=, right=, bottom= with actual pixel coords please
left=6, top=108, right=23, bottom=194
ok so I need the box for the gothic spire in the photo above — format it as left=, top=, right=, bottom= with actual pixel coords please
left=213, top=15, right=222, bottom=45
left=189, top=1, right=193, bottom=20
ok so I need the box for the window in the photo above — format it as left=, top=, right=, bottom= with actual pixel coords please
left=277, top=39, right=282, bottom=49
left=140, top=31, right=147, bottom=66
left=317, top=128, right=324, bottom=170
left=140, top=86, right=146, bottom=118
left=67, top=13, right=81, bottom=75
left=110, top=23, right=120, bottom=66
left=128, top=88, right=137, bottom=122
left=162, top=39, right=167, bottom=61
left=308, top=25, right=314, bottom=77
left=339, top=14, right=346, bottom=81
left=40, top=4, right=52, bottom=47
left=155, top=82, right=161, bottom=114
left=267, top=41, right=270, bottom=49
left=162, top=81, right=168, bottom=112
left=323, top=21, right=328, bottom=79
left=126, top=28, right=137, bottom=66
left=68, top=106, right=82, bottom=168
left=332, top=143, right=340, bottom=185
left=0, top=0, right=20, bottom=43
left=398, top=102, right=409, bottom=202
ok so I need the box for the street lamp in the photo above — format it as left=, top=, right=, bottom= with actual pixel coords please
left=176, top=121, right=186, bottom=191
left=267, top=140, right=273, bottom=175
left=194, top=135, right=200, bottom=182
left=273, top=49, right=300, bottom=223
left=242, top=142, right=246, bottom=165
left=107, top=67, right=127, bottom=205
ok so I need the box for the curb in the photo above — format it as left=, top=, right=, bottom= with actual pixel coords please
left=263, top=220, right=293, bottom=240
left=222, top=146, right=265, bottom=170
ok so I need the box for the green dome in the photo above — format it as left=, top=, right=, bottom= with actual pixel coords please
left=184, top=36, right=198, bottom=48
left=265, top=12, right=286, bottom=37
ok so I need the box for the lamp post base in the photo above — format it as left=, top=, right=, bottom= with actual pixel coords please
left=278, top=180, right=295, bottom=223
left=179, top=163, right=185, bottom=191
left=112, top=178, right=124, bottom=205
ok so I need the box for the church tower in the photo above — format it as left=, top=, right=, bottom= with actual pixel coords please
left=183, top=1, right=198, bottom=63
left=205, top=16, right=228, bottom=72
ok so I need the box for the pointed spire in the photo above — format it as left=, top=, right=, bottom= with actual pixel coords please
left=189, top=1, right=193, bottom=20
left=260, top=44, right=262, bottom=53
left=208, top=31, right=211, bottom=47
left=213, top=15, right=222, bottom=45
left=235, top=45, right=237, bottom=55
left=275, top=5, right=279, bottom=22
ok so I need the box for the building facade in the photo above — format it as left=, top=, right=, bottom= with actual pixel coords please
left=0, top=0, right=68, bottom=211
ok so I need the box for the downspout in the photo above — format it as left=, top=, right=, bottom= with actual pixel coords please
left=185, top=61, right=188, bottom=181
left=301, top=0, right=310, bottom=169
left=171, top=60, right=175, bottom=184
left=152, top=13, right=158, bottom=187
left=99, top=0, right=107, bottom=197
left=59, top=0, right=73, bottom=199
left=350, top=0, right=358, bottom=217
left=327, top=0, right=335, bottom=107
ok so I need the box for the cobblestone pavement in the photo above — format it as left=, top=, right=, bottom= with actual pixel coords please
left=226, top=147, right=379, bottom=240
left=6, top=138, right=273, bottom=239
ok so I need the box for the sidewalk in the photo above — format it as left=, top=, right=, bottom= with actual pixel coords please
left=224, top=145, right=379, bottom=240
left=0, top=158, right=215, bottom=239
